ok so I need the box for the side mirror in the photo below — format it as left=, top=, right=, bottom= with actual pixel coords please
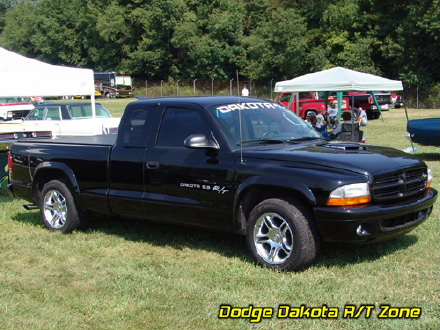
left=184, top=134, right=220, bottom=150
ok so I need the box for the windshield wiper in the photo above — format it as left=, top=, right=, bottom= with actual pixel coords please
left=237, top=139, right=286, bottom=146
left=287, top=136, right=322, bottom=142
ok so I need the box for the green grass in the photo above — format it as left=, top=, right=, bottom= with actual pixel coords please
left=0, top=104, right=439, bottom=330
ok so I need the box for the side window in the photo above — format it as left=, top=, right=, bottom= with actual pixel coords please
left=69, top=106, right=84, bottom=118
left=118, top=108, right=152, bottom=147
left=45, top=106, right=62, bottom=120
left=279, top=94, right=291, bottom=103
left=157, top=107, right=211, bottom=147
left=81, top=105, right=93, bottom=117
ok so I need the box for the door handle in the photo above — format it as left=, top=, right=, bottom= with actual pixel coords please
left=146, top=161, right=160, bottom=169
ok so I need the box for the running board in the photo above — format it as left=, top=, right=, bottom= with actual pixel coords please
left=23, top=204, right=39, bottom=210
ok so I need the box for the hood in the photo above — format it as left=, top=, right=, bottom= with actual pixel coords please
left=241, top=141, right=425, bottom=176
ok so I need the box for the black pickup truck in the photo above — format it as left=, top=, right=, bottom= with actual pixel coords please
left=8, top=96, right=437, bottom=271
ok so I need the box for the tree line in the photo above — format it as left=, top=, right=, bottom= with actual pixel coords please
left=0, top=0, right=439, bottom=89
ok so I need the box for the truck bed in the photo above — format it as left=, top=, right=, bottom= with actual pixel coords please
left=17, top=134, right=117, bottom=146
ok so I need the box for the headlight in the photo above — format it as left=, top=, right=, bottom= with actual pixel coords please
left=7, top=111, right=12, bottom=117
left=327, top=183, right=371, bottom=206
left=427, top=168, right=432, bottom=189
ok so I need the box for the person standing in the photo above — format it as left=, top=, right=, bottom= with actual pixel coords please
left=241, top=85, right=249, bottom=97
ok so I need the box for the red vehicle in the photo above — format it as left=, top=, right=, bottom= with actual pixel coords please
left=275, top=92, right=349, bottom=118
left=344, top=92, right=394, bottom=119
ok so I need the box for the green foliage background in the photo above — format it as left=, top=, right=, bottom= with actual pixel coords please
left=0, top=0, right=439, bottom=88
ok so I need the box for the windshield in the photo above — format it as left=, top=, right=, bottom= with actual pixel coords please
left=115, top=75, right=132, bottom=86
left=209, top=101, right=321, bottom=146
left=27, top=105, right=62, bottom=120
left=0, top=97, right=31, bottom=104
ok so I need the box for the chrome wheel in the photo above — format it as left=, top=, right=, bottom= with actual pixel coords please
left=43, top=189, right=68, bottom=229
left=253, top=212, right=293, bottom=264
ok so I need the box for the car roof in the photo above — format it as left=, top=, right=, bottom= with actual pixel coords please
left=35, top=102, right=103, bottom=107
left=127, top=96, right=274, bottom=110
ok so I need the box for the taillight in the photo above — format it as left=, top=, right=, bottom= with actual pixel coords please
left=368, top=96, right=374, bottom=104
left=7, top=152, right=14, bottom=175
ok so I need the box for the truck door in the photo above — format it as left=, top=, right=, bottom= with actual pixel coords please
left=108, top=106, right=158, bottom=218
left=143, top=106, right=235, bottom=230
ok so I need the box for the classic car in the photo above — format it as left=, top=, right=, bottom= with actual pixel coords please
left=0, top=102, right=120, bottom=136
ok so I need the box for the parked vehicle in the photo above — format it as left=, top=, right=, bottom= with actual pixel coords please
left=94, top=72, right=132, bottom=98
left=0, top=97, right=35, bottom=121
left=344, top=92, right=394, bottom=119
left=391, top=92, right=404, bottom=108
left=275, top=92, right=350, bottom=118
left=1, top=102, right=120, bottom=136
left=0, top=130, right=51, bottom=193
left=8, top=96, right=437, bottom=271
left=407, top=118, right=440, bottom=147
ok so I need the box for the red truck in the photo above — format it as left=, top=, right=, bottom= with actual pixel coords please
left=275, top=92, right=349, bottom=118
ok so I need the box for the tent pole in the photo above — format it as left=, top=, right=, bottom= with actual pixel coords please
left=287, top=92, right=295, bottom=114
left=337, top=92, right=343, bottom=119
left=91, top=92, right=96, bottom=118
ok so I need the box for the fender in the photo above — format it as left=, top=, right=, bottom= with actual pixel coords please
left=33, top=161, right=81, bottom=200
left=232, top=176, right=316, bottom=233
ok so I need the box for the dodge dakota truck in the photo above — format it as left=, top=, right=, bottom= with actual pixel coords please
left=8, top=96, right=437, bottom=271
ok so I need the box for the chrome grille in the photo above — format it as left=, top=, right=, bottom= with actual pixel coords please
left=371, top=168, right=427, bottom=202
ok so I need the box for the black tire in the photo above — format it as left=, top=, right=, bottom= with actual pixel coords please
left=39, top=179, right=86, bottom=233
left=246, top=198, right=319, bottom=271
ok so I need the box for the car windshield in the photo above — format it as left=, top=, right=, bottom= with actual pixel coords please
left=26, top=106, right=62, bottom=120
left=26, top=103, right=112, bottom=120
left=209, top=101, right=321, bottom=146
left=0, top=97, right=31, bottom=104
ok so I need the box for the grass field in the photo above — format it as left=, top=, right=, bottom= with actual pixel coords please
left=0, top=100, right=439, bottom=330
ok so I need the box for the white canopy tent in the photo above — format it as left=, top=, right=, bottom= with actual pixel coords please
left=275, top=66, right=404, bottom=122
left=274, top=66, right=403, bottom=92
left=0, top=46, right=96, bottom=115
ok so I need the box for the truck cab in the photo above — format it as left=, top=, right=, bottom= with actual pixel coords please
left=275, top=92, right=349, bottom=118
left=0, top=97, right=35, bottom=121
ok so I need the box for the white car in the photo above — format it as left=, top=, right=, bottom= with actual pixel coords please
left=1, top=102, right=120, bottom=136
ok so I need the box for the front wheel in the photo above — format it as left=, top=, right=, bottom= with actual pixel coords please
left=246, top=198, right=319, bottom=271
left=39, top=179, right=85, bottom=233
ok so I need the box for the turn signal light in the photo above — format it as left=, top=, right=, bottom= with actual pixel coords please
left=327, top=196, right=372, bottom=206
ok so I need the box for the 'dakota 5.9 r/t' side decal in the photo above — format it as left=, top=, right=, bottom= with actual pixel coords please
left=180, top=183, right=229, bottom=195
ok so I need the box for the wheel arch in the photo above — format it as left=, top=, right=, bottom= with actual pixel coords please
left=33, top=162, right=81, bottom=206
left=233, top=177, right=316, bottom=235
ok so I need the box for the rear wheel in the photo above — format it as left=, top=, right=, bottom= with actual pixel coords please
left=39, top=179, right=85, bottom=233
left=246, top=198, right=319, bottom=271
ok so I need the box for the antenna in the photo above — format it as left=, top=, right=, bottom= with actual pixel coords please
left=236, top=70, right=240, bottom=96
left=237, top=80, right=245, bottom=165
left=238, top=101, right=245, bottom=165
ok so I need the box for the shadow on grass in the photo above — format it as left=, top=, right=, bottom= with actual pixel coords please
left=315, top=235, right=418, bottom=268
left=413, top=152, right=440, bottom=161
left=11, top=211, right=420, bottom=269
left=89, top=215, right=251, bottom=261
left=11, top=211, right=42, bottom=228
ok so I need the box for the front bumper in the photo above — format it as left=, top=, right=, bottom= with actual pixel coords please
left=313, top=189, right=437, bottom=242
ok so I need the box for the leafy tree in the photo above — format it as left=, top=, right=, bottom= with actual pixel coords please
left=240, top=7, right=309, bottom=80
left=0, top=0, right=438, bottom=90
